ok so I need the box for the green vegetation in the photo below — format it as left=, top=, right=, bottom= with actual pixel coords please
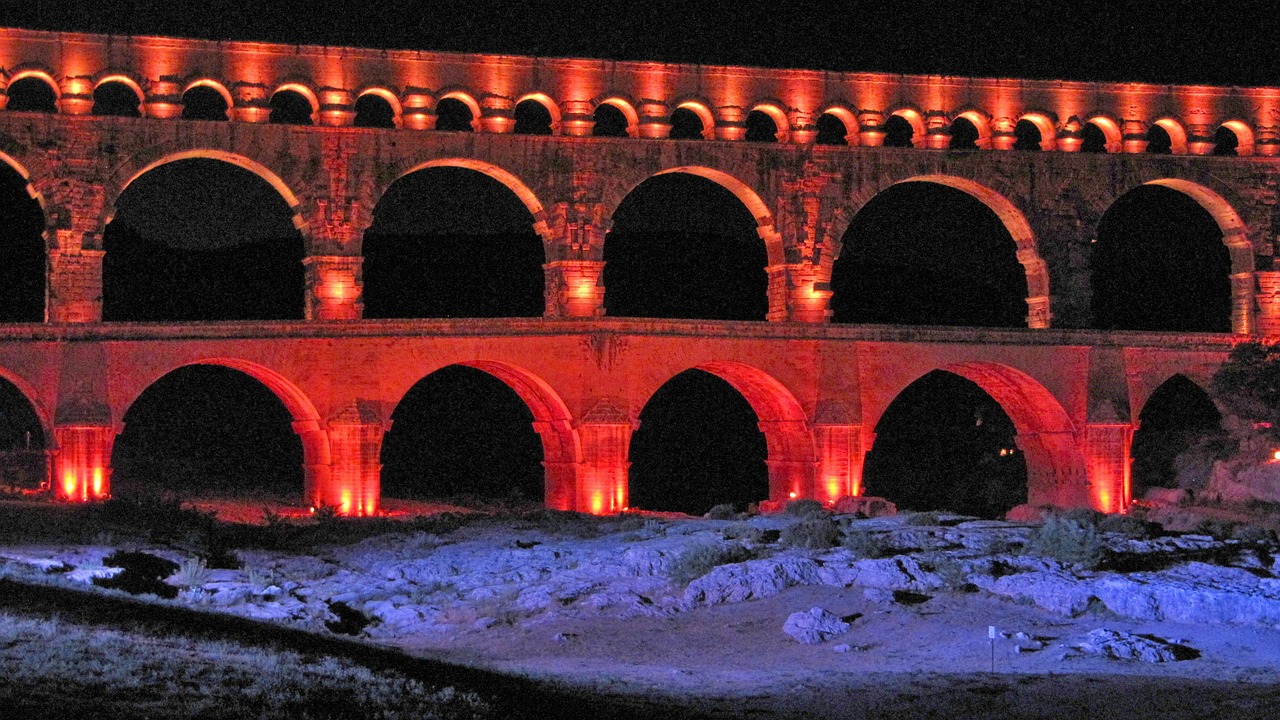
left=1024, top=514, right=1104, bottom=570
left=779, top=517, right=841, bottom=549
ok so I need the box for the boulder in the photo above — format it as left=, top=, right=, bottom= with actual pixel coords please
left=1073, top=628, right=1188, bottom=662
left=683, top=554, right=824, bottom=605
left=783, top=607, right=851, bottom=644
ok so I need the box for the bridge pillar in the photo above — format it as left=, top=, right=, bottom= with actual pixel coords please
left=142, top=77, right=183, bottom=119
left=577, top=420, right=631, bottom=514
left=1258, top=128, right=1280, bottom=157
left=479, top=95, right=515, bottom=133
left=759, top=419, right=816, bottom=502
left=767, top=264, right=831, bottom=323
left=48, top=244, right=104, bottom=323
left=304, top=256, right=363, bottom=320
left=53, top=425, right=113, bottom=501
left=57, top=76, right=93, bottom=115
left=814, top=423, right=862, bottom=503
left=1187, top=124, right=1215, bottom=155
left=561, top=100, right=595, bottom=137
left=325, top=417, right=384, bottom=517
left=1255, top=270, right=1280, bottom=337
left=1016, top=430, right=1089, bottom=509
left=1085, top=423, right=1132, bottom=513
left=230, top=82, right=271, bottom=123
left=402, top=88, right=436, bottom=130
left=318, top=87, right=356, bottom=126
left=1232, top=271, right=1255, bottom=335
left=715, top=106, right=747, bottom=141
left=637, top=100, right=671, bottom=138
left=545, top=260, right=605, bottom=317
left=857, top=111, right=886, bottom=146
left=1121, top=120, right=1148, bottom=153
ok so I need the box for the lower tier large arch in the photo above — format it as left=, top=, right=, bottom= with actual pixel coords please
left=866, top=361, right=1087, bottom=511
left=110, top=358, right=330, bottom=505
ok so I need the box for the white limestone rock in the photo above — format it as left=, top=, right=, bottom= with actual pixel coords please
left=783, top=607, right=851, bottom=645
left=683, top=554, right=823, bottom=605
left=1073, top=628, right=1187, bottom=662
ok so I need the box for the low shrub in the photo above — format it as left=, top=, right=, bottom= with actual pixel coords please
left=780, top=517, right=841, bottom=549
left=175, top=556, right=210, bottom=587
left=720, top=522, right=767, bottom=543
left=705, top=503, right=739, bottom=520
left=841, top=527, right=889, bottom=559
left=902, top=510, right=949, bottom=527
left=783, top=499, right=826, bottom=518
left=668, top=542, right=754, bottom=586
left=1024, top=515, right=1104, bottom=570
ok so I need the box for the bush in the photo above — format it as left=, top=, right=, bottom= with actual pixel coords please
left=841, top=527, right=889, bottom=559
left=780, top=517, right=841, bottom=549
left=705, top=503, right=738, bottom=520
left=1025, top=515, right=1104, bottom=570
left=720, top=522, right=766, bottom=543
left=668, top=542, right=754, bottom=586
left=783, top=499, right=826, bottom=518
left=902, top=510, right=949, bottom=527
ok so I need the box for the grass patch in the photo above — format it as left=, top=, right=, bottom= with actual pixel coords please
left=780, top=517, right=841, bottom=549
left=1025, top=515, right=1104, bottom=570
left=668, top=542, right=754, bottom=586
left=0, top=610, right=491, bottom=719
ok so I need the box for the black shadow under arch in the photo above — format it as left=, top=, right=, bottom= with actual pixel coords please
left=379, top=365, right=544, bottom=503
left=0, top=162, right=45, bottom=322
left=362, top=167, right=545, bottom=319
left=628, top=369, right=768, bottom=515
left=1131, top=375, right=1223, bottom=496
left=864, top=370, right=1027, bottom=518
left=0, top=377, right=46, bottom=492
left=103, top=158, right=305, bottom=321
left=111, top=365, right=303, bottom=498
left=830, top=182, right=1027, bottom=327
left=1091, top=185, right=1230, bottom=332
left=604, top=173, right=767, bottom=320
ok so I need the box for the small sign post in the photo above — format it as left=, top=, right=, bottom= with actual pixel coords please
left=988, top=625, right=997, bottom=672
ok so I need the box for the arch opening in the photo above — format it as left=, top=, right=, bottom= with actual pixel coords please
left=0, top=375, right=47, bottom=494
left=435, top=96, right=476, bottom=132
left=103, top=157, right=305, bottom=321
left=669, top=105, right=708, bottom=139
left=1081, top=121, right=1110, bottom=153
left=354, top=92, right=397, bottom=128
left=363, top=164, right=544, bottom=318
left=181, top=83, right=229, bottom=121
left=866, top=370, right=1027, bottom=518
left=514, top=98, right=553, bottom=135
left=1091, top=183, right=1232, bottom=332
left=883, top=114, right=915, bottom=147
left=1146, top=124, right=1173, bottom=154
left=0, top=159, right=45, bottom=322
left=5, top=76, right=57, bottom=113
left=629, top=369, right=769, bottom=515
left=1013, top=119, right=1043, bottom=151
left=745, top=109, right=780, bottom=142
left=92, top=80, right=141, bottom=117
left=592, top=101, right=631, bottom=137
left=1131, top=375, right=1223, bottom=498
left=816, top=111, right=850, bottom=145
left=604, top=171, right=768, bottom=320
left=830, top=179, right=1033, bottom=328
left=111, top=364, right=305, bottom=500
left=380, top=364, right=559, bottom=506
left=948, top=117, right=980, bottom=150
left=1213, top=125, right=1240, bottom=156
left=269, top=88, right=314, bottom=125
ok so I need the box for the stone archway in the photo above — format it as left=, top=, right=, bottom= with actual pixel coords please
left=114, top=358, right=330, bottom=507
left=834, top=174, right=1050, bottom=328
left=868, top=362, right=1086, bottom=511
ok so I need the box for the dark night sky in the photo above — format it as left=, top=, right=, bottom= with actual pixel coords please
left=7, top=0, right=1280, bottom=86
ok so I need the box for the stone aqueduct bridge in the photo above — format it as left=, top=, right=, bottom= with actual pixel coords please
left=0, top=27, right=1277, bottom=515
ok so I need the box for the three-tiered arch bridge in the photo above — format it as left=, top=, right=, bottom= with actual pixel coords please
left=0, top=26, right=1276, bottom=515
